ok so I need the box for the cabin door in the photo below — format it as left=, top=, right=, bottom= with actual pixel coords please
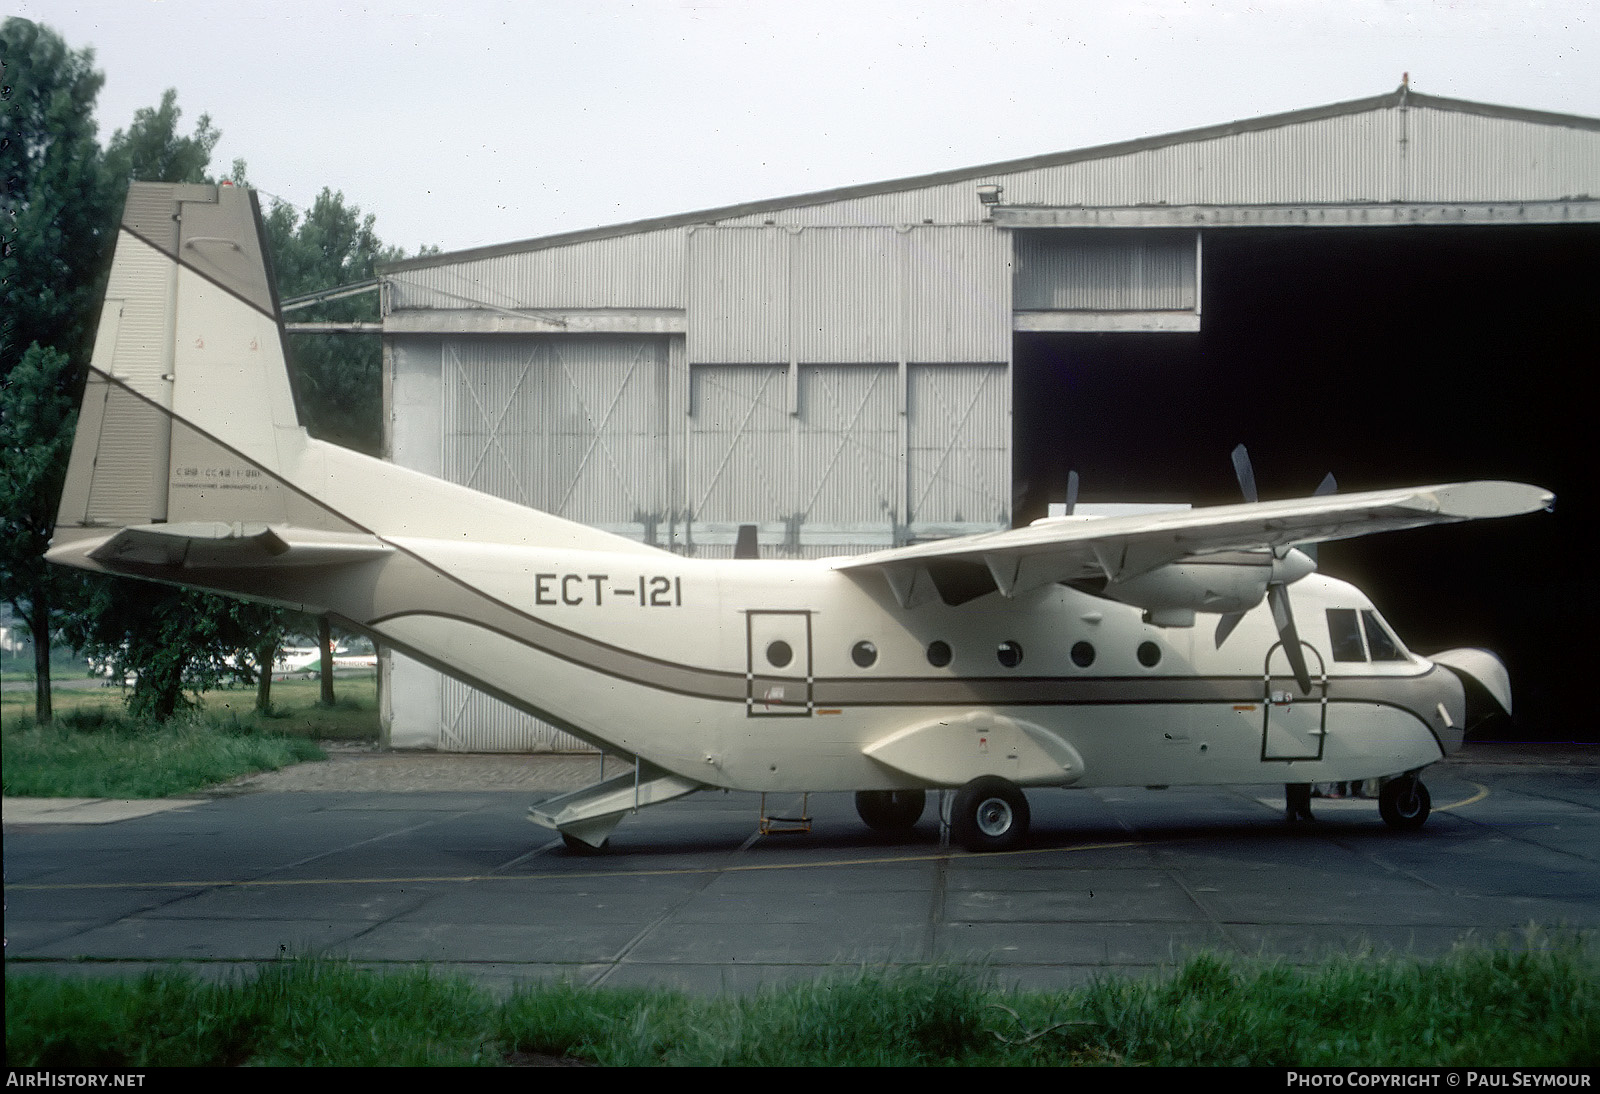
left=1261, top=642, right=1328, bottom=761
left=746, top=610, right=813, bottom=717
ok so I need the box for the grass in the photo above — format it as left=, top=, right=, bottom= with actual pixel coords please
left=1, top=672, right=377, bottom=798
left=6, top=932, right=1597, bottom=1066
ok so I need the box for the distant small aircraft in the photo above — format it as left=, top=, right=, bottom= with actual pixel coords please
left=273, top=646, right=377, bottom=677
left=48, top=184, right=1553, bottom=851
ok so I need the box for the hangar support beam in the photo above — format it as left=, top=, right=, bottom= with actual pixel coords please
left=993, top=200, right=1600, bottom=230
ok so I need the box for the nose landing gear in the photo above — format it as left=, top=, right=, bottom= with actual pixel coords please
left=1378, top=776, right=1431, bottom=830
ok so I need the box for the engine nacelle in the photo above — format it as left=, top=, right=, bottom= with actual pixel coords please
left=1094, top=547, right=1316, bottom=624
left=1101, top=551, right=1272, bottom=617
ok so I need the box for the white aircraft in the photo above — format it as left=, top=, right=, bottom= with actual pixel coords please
left=48, top=183, right=1553, bottom=851
left=273, top=646, right=324, bottom=676
left=273, top=645, right=378, bottom=676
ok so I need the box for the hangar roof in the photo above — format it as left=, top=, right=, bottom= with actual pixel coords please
left=385, top=85, right=1600, bottom=276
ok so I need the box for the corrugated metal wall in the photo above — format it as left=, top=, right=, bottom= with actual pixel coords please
left=386, top=227, right=686, bottom=311
left=438, top=675, right=582, bottom=753
left=906, top=363, right=1010, bottom=529
left=795, top=364, right=899, bottom=525
left=686, top=364, right=791, bottom=525
left=683, top=363, right=904, bottom=554
left=441, top=337, right=671, bottom=531
left=1014, top=231, right=1197, bottom=312
left=687, top=225, right=1011, bottom=364
left=709, top=105, right=1600, bottom=228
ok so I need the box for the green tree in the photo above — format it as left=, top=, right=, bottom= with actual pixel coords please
left=2, top=22, right=403, bottom=720
left=103, top=87, right=219, bottom=187
left=61, top=580, right=263, bottom=722
left=261, top=187, right=401, bottom=455
left=0, top=19, right=117, bottom=721
left=0, top=345, right=85, bottom=722
left=0, top=18, right=119, bottom=375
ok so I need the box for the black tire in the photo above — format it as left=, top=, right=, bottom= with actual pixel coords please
left=950, top=776, right=1030, bottom=852
left=855, top=789, right=927, bottom=832
left=1378, top=777, right=1431, bottom=830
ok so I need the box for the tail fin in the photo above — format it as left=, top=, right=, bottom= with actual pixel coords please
left=50, top=182, right=655, bottom=579
left=55, top=182, right=308, bottom=534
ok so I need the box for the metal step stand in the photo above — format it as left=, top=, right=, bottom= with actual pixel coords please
left=759, top=792, right=812, bottom=834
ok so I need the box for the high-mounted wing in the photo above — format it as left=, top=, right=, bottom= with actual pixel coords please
left=833, top=480, right=1553, bottom=608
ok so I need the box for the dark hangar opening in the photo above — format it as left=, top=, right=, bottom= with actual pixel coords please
left=1012, top=224, right=1598, bottom=741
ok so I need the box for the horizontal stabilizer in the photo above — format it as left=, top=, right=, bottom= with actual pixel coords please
left=70, top=523, right=391, bottom=570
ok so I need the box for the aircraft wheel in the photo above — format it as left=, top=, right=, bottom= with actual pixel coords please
left=1378, top=777, right=1431, bottom=830
left=951, top=776, right=1030, bottom=852
left=855, top=789, right=927, bottom=832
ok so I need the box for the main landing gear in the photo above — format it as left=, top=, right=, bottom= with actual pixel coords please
left=857, top=781, right=1033, bottom=851
left=854, top=789, right=927, bottom=832
left=949, top=776, right=1031, bottom=852
left=857, top=779, right=1033, bottom=851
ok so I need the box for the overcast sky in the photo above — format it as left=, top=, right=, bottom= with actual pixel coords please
left=16, top=1, right=1599, bottom=256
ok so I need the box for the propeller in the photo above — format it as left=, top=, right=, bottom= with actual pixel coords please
left=1062, top=470, right=1079, bottom=516
left=1214, top=445, right=1329, bottom=695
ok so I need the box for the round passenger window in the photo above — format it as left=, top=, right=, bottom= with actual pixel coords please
left=1137, top=641, right=1162, bottom=668
left=851, top=640, right=878, bottom=668
left=926, top=640, right=952, bottom=668
left=996, top=640, right=1023, bottom=668
left=1070, top=641, right=1096, bottom=668
left=766, top=640, right=793, bottom=668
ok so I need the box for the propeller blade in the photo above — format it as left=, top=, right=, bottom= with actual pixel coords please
left=1267, top=583, right=1313, bottom=695
left=1303, top=472, right=1337, bottom=564
left=1231, top=444, right=1259, bottom=505
left=1214, top=611, right=1247, bottom=649
left=1064, top=470, right=1079, bottom=516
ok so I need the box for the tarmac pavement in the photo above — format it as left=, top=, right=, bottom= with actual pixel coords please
left=4, top=742, right=1597, bottom=995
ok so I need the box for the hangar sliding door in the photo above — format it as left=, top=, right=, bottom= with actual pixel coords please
left=906, top=363, right=1010, bottom=534
left=686, top=364, right=791, bottom=550
left=686, top=363, right=900, bottom=556
left=389, top=334, right=674, bottom=752
left=441, top=336, right=671, bottom=536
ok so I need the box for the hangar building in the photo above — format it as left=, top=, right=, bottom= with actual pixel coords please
left=377, top=86, right=1600, bottom=751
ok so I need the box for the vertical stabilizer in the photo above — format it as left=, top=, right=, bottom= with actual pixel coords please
left=56, top=183, right=310, bottom=533
left=52, top=182, right=665, bottom=562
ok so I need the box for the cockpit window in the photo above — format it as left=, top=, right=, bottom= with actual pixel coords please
left=1362, top=610, right=1407, bottom=661
left=1327, top=609, right=1365, bottom=662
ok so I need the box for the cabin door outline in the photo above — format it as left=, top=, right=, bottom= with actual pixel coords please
left=1260, top=641, right=1329, bottom=761
left=746, top=610, right=814, bottom=717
